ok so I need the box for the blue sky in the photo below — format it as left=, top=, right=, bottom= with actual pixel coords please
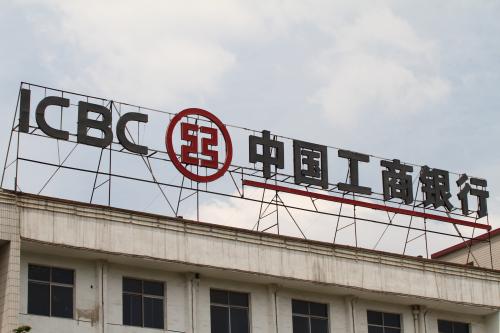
left=1, top=1, right=499, bottom=254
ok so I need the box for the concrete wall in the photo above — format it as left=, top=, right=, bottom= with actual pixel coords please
left=0, top=191, right=498, bottom=332
left=436, top=235, right=500, bottom=270
left=17, top=251, right=499, bottom=333
left=0, top=199, right=20, bottom=332
left=17, top=195, right=500, bottom=309
left=485, top=312, right=499, bottom=333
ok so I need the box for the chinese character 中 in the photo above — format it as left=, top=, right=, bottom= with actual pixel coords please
left=249, top=130, right=284, bottom=179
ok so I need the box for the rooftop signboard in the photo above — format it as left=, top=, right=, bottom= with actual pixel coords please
left=2, top=82, right=494, bottom=261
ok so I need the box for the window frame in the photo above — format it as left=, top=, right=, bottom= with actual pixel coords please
left=437, top=319, right=470, bottom=333
left=291, top=299, right=330, bottom=333
left=210, top=288, right=251, bottom=333
left=122, top=276, right=165, bottom=329
left=366, top=309, right=403, bottom=333
left=27, top=263, right=75, bottom=319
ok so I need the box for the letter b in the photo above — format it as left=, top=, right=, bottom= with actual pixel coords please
left=77, top=102, right=113, bottom=148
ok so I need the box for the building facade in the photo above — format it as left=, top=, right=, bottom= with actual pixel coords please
left=0, top=189, right=499, bottom=333
left=432, top=228, right=500, bottom=270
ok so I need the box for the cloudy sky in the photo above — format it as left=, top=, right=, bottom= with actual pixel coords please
left=1, top=1, right=499, bottom=255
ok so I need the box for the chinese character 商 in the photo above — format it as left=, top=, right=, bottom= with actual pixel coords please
left=381, top=159, right=414, bottom=204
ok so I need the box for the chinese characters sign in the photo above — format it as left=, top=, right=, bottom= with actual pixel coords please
left=247, top=130, right=489, bottom=220
left=14, top=86, right=491, bottom=233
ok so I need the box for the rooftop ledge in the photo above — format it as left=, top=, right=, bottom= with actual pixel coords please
left=1, top=188, right=498, bottom=279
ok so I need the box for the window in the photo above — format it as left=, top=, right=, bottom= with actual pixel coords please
left=28, top=264, right=74, bottom=318
left=438, top=320, right=470, bottom=333
left=292, top=299, right=329, bottom=333
left=122, top=277, right=164, bottom=329
left=367, top=310, right=401, bottom=333
left=210, top=289, right=249, bottom=333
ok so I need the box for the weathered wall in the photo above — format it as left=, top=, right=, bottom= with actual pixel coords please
left=0, top=191, right=498, bottom=333
left=18, top=251, right=498, bottom=333
left=0, top=198, right=20, bottom=333
left=437, top=235, right=500, bottom=270
left=17, top=195, right=500, bottom=309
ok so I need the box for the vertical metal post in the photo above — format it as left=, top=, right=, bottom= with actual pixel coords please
left=273, top=138, right=279, bottom=235
left=353, top=194, right=358, bottom=248
left=108, top=101, right=113, bottom=207
left=196, top=181, right=199, bottom=222
left=2, top=84, right=22, bottom=189
left=15, top=109, right=21, bottom=192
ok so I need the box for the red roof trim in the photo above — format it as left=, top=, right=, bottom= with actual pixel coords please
left=431, top=228, right=500, bottom=259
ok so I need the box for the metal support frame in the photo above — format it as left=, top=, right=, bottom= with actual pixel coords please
left=1, top=82, right=494, bottom=264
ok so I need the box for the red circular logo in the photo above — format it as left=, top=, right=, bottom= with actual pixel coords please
left=165, top=108, right=233, bottom=183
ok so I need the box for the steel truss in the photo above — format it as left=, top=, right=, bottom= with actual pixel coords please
left=1, top=82, right=494, bottom=268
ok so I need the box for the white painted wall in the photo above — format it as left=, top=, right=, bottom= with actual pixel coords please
left=17, top=251, right=499, bottom=333
left=436, top=235, right=500, bottom=269
left=19, top=252, right=99, bottom=333
left=17, top=196, right=500, bottom=309
left=2, top=191, right=499, bottom=333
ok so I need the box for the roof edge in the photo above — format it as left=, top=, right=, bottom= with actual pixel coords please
left=431, top=228, right=500, bottom=259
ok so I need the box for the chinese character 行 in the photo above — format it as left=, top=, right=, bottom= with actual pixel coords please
left=457, top=174, right=489, bottom=218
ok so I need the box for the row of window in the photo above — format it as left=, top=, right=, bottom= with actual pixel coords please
left=28, top=264, right=471, bottom=333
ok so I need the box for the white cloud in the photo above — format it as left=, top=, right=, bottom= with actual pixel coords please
left=311, top=8, right=451, bottom=124
left=15, top=0, right=450, bottom=117
left=192, top=187, right=452, bottom=256
left=17, top=0, right=271, bottom=105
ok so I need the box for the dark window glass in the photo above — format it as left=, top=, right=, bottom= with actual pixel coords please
left=28, top=282, right=50, bottom=316
left=438, top=320, right=453, bottom=333
left=51, top=267, right=74, bottom=285
left=123, top=293, right=142, bottom=327
left=51, top=285, right=73, bottom=318
left=230, top=308, right=249, bottom=333
left=386, top=328, right=401, bottom=333
left=384, top=313, right=401, bottom=327
left=292, top=300, right=309, bottom=315
left=310, top=303, right=328, bottom=317
left=368, top=326, right=383, bottom=333
left=211, top=305, right=229, bottom=333
left=438, top=320, right=470, bottom=333
left=229, top=291, right=249, bottom=307
left=123, top=278, right=142, bottom=293
left=292, top=316, right=309, bottom=333
left=144, top=297, right=164, bottom=329
left=122, top=277, right=164, bottom=329
left=292, top=300, right=328, bottom=333
left=367, top=311, right=401, bottom=333
left=367, top=310, right=383, bottom=325
left=28, top=265, right=50, bottom=281
left=211, top=289, right=229, bottom=305
left=311, top=318, right=328, bottom=333
left=27, top=265, right=74, bottom=318
left=454, top=323, right=470, bottom=333
left=210, top=289, right=249, bottom=333
left=143, top=280, right=164, bottom=296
